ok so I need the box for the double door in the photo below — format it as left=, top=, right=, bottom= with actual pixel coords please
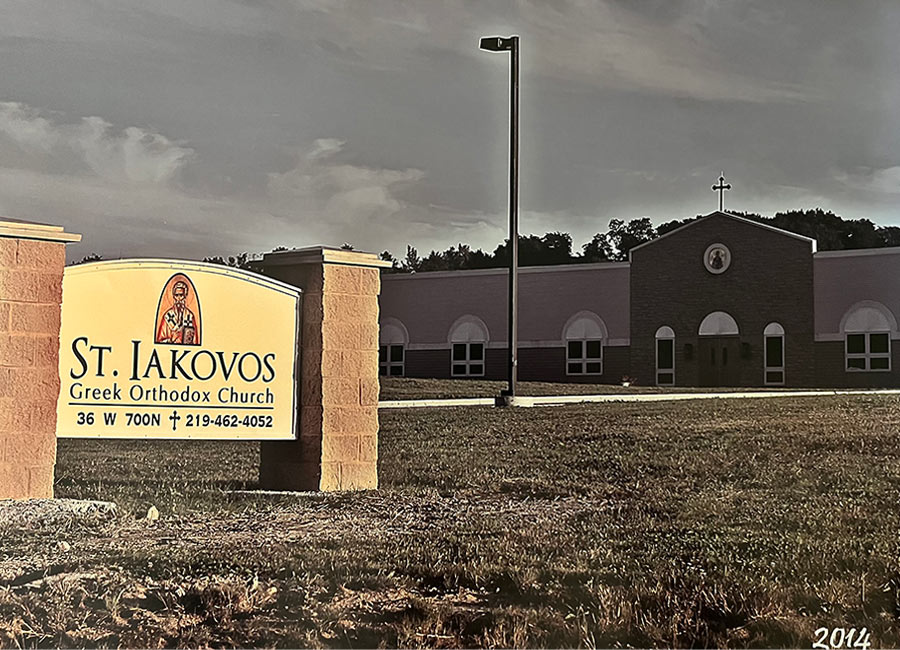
left=697, top=336, right=740, bottom=387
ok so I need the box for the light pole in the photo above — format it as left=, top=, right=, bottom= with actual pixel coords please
left=480, top=35, right=519, bottom=405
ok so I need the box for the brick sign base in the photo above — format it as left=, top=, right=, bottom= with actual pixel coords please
left=257, top=247, right=388, bottom=491
left=0, top=221, right=80, bottom=499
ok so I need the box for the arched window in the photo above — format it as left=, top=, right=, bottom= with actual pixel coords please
left=841, top=302, right=895, bottom=372
left=448, top=315, right=489, bottom=377
left=379, top=318, right=408, bottom=377
left=698, top=311, right=740, bottom=336
left=763, top=322, right=785, bottom=385
left=563, top=311, right=607, bottom=376
left=655, top=326, right=675, bottom=386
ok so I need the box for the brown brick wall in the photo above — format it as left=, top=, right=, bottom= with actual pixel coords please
left=630, top=214, right=816, bottom=387
left=405, top=345, right=630, bottom=384
left=486, top=349, right=506, bottom=380
left=405, top=349, right=451, bottom=379
left=518, top=346, right=630, bottom=384
left=403, top=348, right=506, bottom=380
left=517, top=348, right=562, bottom=382
left=814, top=341, right=900, bottom=388
left=0, top=237, right=65, bottom=499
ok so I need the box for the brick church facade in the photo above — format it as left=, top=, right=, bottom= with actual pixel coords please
left=377, top=211, right=900, bottom=388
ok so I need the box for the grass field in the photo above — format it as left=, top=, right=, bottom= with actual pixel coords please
left=2, top=384, right=900, bottom=647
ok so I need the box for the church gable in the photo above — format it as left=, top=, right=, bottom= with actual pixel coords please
left=628, top=209, right=817, bottom=387
left=630, top=211, right=817, bottom=260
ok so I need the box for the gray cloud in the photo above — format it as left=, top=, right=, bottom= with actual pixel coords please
left=0, top=103, right=194, bottom=184
left=0, top=1, right=898, bottom=262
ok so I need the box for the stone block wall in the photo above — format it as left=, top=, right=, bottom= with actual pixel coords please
left=258, top=248, right=386, bottom=491
left=0, top=236, right=70, bottom=499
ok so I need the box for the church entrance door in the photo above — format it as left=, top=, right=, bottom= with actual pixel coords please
left=698, top=336, right=740, bottom=387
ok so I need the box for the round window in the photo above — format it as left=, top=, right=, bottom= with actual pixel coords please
left=703, top=243, right=731, bottom=274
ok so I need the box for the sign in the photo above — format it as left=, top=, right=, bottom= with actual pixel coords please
left=57, top=260, right=301, bottom=439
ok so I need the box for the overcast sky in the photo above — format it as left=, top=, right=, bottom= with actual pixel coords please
left=1, top=1, right=899, bottom=261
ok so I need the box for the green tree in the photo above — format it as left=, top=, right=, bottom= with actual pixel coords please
left=656, top=217, right=697, bottom=237
left=581, top=232, right=615, bottom=262
left=607, top=217, right=656, bottom=261
left=202, top=252, right=254, bottom=270
left=380, top=250, right=401, bottom=273
left=401, top=245, right=421, bottom=273
left=493, top=231, right=578, bottom=267
left=418, top=250, right=448, bottom=272
left=71, top=253, right=103, bottom=266
left=878, top=226, right=900, bottom=247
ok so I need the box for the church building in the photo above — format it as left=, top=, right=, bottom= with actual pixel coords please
left=374, top=211, right=900, bottom=388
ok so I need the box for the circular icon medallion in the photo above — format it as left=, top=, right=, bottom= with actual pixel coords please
left=704, top=243, right=731, bottom=274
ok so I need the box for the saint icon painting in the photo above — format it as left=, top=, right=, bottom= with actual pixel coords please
left=703, top=243, right=731, bottom=275
left=155, top=273, right=202, bottom=344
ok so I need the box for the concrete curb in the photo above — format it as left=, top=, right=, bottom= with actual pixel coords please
left=379, top=397, right=496, bottom=409
left=378, top=388, right=900, bottom=409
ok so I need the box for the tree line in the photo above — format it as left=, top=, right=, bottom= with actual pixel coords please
left=378, top=209, right=900, bottom=273
left=73, top=208, right=900, bottom=270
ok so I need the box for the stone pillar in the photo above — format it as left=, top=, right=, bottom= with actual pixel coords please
left=257, top=247, right=389, bottom=491
left=0, top=219, right=81, bottom=499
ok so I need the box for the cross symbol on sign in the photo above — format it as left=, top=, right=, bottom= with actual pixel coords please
left=712, top=173, right=731, bottom=211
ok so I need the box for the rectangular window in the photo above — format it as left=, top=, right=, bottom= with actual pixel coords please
left=451, top=343, right=486, bottom=377
left=847, top=334, right=866, bottom=355
left=764, top=335, right=784, bottom=386
left=656, top=338, right=674, bottom=385
left=566, top=339, right=603, bottom=375
left=657, top=339, right=674, bottom=370
left=379, top=344, right=405, bottom=377
left=871, top=357, right=890, bottom=370
left=765, top=337, right=783, bottom=368
left=870, top=333, right=889, bottom=354
left=846, top=332, right=891, bottom=372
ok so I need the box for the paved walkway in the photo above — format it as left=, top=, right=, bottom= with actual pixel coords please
left=378, top=388, right=900, bottom=409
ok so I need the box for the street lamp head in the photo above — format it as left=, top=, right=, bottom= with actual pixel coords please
left=479, top=36, right=516, bottom=52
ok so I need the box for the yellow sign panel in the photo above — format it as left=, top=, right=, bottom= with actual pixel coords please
left=57, top=260, right=301, bottom=440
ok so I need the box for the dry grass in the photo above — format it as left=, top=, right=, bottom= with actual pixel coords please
left=2, top=390, right=900, bottom=647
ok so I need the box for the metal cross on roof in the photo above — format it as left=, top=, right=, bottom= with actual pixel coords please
left=712, top=172, right=731, bottom=211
